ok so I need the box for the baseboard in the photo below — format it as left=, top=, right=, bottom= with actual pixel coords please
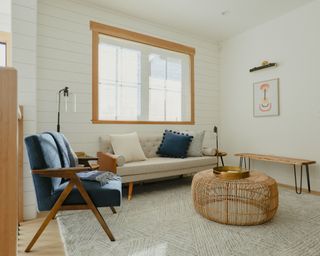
left=278, top=183, right=320, bottom=196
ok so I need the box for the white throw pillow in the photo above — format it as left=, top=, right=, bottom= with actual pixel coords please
left=110, top=132, right=146, bottom=163
left=182, top=131, right=205, bottom=157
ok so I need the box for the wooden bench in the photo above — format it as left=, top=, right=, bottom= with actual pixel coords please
left=234, top=153, right=316, bottom=194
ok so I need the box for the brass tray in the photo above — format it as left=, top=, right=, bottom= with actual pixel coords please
left=213, top=166, right=250, bottom=180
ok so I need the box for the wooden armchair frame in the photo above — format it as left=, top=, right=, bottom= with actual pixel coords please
left=25, top=166, right=116, bottom=252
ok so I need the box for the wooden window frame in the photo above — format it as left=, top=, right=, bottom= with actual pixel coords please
left=90, top=21, right=195, bottom=125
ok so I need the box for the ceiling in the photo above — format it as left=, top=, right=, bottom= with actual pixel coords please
left=86, top=0, right=313, bottom=41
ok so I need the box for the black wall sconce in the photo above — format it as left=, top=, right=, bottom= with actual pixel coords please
left=250, top=61, right=277, bottom=72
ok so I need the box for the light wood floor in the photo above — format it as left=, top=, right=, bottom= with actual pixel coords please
left=18, top=217, right=65, bottom=256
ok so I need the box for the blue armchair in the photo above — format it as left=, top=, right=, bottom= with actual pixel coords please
left=24, top=132, right=122, bottom=252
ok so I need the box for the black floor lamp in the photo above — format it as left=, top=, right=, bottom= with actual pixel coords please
left=214, top=126, right=219, bottom=167
left=57, top=86, right=76, bottom=132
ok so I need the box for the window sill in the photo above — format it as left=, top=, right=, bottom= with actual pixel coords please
left=91, top=120, right=195, bottom=125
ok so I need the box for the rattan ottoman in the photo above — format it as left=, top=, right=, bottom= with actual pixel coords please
left=192, top=170, right=278, bottom=225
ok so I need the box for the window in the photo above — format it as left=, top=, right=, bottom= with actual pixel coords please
left=90, top=21, right=195, bottom=124
left=0, top=32, right=11, bottom=67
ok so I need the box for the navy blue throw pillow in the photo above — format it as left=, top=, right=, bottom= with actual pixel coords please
left=157, top=130, right=193, bottom=158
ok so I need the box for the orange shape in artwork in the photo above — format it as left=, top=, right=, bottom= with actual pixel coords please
left=259, top=83, right=272, bottom=112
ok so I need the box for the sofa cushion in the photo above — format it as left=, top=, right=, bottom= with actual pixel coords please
left=182, top=130, right=205, bottom=157
left=117, top=156, right=216, bottom=176
left=139, top=135, right=163, bottom=158
left=110, top=132, right=146, bottom=163
left=157, top=130, right=193, bottom=158
left=99, top=134, right=163, bottom=158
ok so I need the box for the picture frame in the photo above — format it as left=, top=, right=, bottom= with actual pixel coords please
left=253, top=78, right=279, bottom=117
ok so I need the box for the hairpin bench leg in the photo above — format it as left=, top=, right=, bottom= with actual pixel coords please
left=305, top=164, right=311, bottom=192
left=293, top=165, right=303, bottom=194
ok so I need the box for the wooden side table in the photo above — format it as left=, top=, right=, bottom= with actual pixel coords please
left=216, top=151, right=227, bottom=166
left=75, top=152, right=99, bottom=169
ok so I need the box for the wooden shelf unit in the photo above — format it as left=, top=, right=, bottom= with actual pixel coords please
left=0, top=67, right=18, bottom=256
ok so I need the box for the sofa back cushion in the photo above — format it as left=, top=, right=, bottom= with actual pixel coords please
left=139, top=135, right=163, bottom=158
left=181, top=130, right=205, bottom=157
left=100, top=134, right=163, bottom=158
left=156, top=130, right=193, bottom=158
left=110, top=132, right=146, bottom=163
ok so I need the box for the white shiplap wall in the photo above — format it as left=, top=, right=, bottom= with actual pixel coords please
left=0, top=0, right=11, bottom=32
left=37, top=0, right=219, bottom=152
left=12, top=0, right=38, bottom=220
left=22, top=0, right=219, bottom=219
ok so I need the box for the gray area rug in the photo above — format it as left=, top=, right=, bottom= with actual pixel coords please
left=57, top=178, right=320, bottom=256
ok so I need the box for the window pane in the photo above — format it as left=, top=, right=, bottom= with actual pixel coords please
left=98, top=83, right=116, bottom=120
left=149, top=77, right=165, bottom=90
left=98, top=38, right=141, bottom=120
left=117, top=85, right=139, bottom=120
left=150, top=54, right=165, bottom=81
left=149, top=54, right=166, bottom=90
left=149, top=88, right=165, bottom=121
left=119, top=48, right=141, bottom=84
left=167, top=58, right=182, bottom=92
left=148, top=55, right=183, bottom=121
left=167, top=57, right=181, bottom=82
left=99, top=43, right=117, bottom=82
left=166, top=91, right=181, bottom=121
left=0, top=43, right=6, bottom=67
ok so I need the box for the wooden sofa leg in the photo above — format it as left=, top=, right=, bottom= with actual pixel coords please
left=110, top=207, right=116, bottom=214
left=128, top=182, right=133, bottom=200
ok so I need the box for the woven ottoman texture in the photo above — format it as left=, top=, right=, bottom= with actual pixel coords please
left=192, top=170, right=278, bottom=225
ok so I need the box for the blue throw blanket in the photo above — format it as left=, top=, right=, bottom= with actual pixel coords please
left=46, top=132, right=121, bottom=186
left=77, top=171, right=121, bottom=186
left=45, top=131, right=78, bottom=167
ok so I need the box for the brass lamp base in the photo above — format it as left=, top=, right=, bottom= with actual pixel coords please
left=213, top=166, right=250, bottom=180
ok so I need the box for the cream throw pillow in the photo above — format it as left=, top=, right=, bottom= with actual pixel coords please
left=110, top=132, right=146, bottom=163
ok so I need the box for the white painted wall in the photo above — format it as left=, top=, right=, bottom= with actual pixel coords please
left=220, top=1, right=320, bottom=191
left=12, top=0, right=38, bottom=220
left=0, top=0, right=11, bottom=32
left=37, top=0, right=219, bottom=152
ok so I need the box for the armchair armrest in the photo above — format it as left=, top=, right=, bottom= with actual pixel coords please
left=32, top=166, right=90, bottom=178
left=97, top=152, right=117, bottom=174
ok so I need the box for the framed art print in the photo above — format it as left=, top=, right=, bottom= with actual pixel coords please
left=253, top=78, right=279, bottom=117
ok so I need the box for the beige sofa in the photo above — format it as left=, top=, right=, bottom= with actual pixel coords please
left=97, top=134, right=217, bottom=200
